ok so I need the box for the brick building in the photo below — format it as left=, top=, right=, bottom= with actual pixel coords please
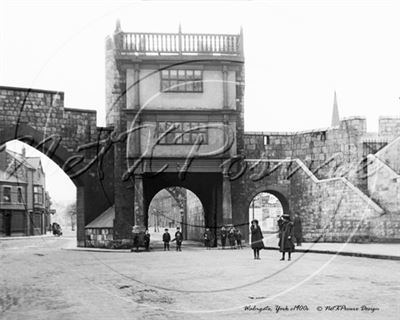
left=0, top=146, right=54, bottom=236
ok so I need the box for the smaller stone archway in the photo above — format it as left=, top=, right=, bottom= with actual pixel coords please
left=245, top=187, right=289, bottom=245
left=245, top=186, right=290, bottom=219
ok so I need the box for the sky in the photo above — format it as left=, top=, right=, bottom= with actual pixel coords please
left=1, top=0, right=400, bottom=204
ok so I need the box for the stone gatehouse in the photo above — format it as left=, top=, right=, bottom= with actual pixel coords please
left=1, top=22, right=399, bottom=247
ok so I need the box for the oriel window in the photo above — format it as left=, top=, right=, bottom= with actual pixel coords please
left=156, top=121, right=208, bottom=145
left=161, top=69, right=203, bottom=92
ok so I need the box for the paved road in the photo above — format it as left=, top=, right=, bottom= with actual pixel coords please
left=1, top=234, right=400, bottom=320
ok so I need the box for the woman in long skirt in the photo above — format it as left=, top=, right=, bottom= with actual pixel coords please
left=278, top=214, right=295, bottom=261
left=250, top=219, right=264, bottom=259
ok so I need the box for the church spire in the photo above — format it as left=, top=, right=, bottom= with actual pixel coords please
left=331, top=91, right=340, bottom=127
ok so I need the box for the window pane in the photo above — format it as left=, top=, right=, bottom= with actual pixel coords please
left=191, top=132, right=199, bottom=143
left=183, top=122, right=191, bottom=132
left=198, top=133, right=206, bottom=143
left=161, top=70, right=169, bottom=78
left=174, top=122, right=182, bottom=132
left=174, top=134, right=183, bottom=144
left=176, top=80, right=185, bottom=91
left=18, top=188, right=22, bottom=203
left=170, top=70, right=178, bottom=79
left=186, top=82, right=193, bottom=91
left=183, top=133, right=191, bottom=144
left=194, top=70, right=202, bottom=79
left=186, top=70, right=194, bottom=79
left=178, top=70, right=185, bottom=79
left=166, top=132, right=174, bottom=144
left=169, top=80, right=177, bottom=90
left=193, top=81, right=202, bottom=91
left=3, top=187, right=11, bottom=202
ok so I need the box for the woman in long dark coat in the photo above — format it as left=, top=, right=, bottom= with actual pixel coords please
left=278, top=214, right=294, bottom=261
left=250, top=219, right=264, bottom=259
left=293, top=213, right=303, bottom=246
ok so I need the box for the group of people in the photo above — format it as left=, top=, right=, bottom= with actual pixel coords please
left=162, top=227, right=183, bottom=251
left=132, top=229, right=151, bottom=252
left=203, top=226, right=243, bottom=249
left=132, top=213, right=302, bottom=257
left=220, top=226, right=243, bottom=249
left=250, top=213, right=303, bottom=261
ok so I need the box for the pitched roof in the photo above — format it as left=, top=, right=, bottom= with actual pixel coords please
left=85, top=206, right=115, bottom=228
left=25, top=157, right=42, bottom=170
left=6, top=150, right=35, bottom=169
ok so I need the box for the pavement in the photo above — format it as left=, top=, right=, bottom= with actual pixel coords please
left=262, top=233, right=400, bottom=261
left=54, top=231, right=400, bottom=261
left=1, top=231, right=400, bottom=320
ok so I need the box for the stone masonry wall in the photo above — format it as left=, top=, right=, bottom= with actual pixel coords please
left=244, top=117, right=366, bottom=190
left=0, top=86, right=115, bottom=246
left=368, top=154, right=400, bottom=215
left=230, top=158, right=395, bottom=243
left=0, top=86, right=97, bottom=154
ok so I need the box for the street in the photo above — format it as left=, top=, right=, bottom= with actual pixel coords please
left=1, top=233, right=399, bottom=320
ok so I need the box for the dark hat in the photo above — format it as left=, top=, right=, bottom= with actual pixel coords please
left=165, top=228, right=168, bottom=231
left=251, top=219, right=259, bottom=224
left=176, top=226, right=180, bottom=229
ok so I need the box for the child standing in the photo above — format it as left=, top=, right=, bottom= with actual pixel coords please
left=204, top=228, right=212, bottom=249
left=228, top=227, right=236, bottom=249
left=172, top=226, right=183, bottom=251
left=144, top=229, right=151, bottom=251
left=163, top=228, right=171, bottom=251
left=236, top=229, right=243, bottom=249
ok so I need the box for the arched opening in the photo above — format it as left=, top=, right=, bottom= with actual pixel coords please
left=248, top=192, right=285, bottom=242
left=147, top=186, right=205, bottom=244
left=1, top=140, right=77, bottom=237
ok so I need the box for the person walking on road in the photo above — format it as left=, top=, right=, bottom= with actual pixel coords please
left=250, top=219, right=264, bottom=259
left=293, top=213, right=303, bottom=246
left=163, top=228, right=171, bottom=251
left=278, top=214, right=295, bottom=261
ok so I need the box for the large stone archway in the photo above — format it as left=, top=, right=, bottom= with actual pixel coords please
left=143, top=172, right=222, bottom=244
